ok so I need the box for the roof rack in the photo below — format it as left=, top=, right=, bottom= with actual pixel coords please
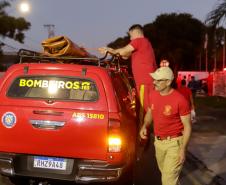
left=17, top=49, right=123, bottom=67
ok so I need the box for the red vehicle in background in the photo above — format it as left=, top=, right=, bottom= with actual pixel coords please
left=0, top=50, right=137, bottom=185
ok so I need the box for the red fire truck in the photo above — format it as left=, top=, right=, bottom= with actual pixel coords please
left=0, top=50, right=137, bottom=185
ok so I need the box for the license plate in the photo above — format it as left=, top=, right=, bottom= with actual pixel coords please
left=33, top=156, right=67, bottom=170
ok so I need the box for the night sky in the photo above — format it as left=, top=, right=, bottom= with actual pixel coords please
left=4, top=0, right=218, bottom=56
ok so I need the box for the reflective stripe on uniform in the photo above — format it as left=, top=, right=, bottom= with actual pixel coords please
left=139, top=84, right=145, bottom=129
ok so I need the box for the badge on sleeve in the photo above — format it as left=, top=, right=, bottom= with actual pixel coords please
left=2, top=112, right=17, bottom=128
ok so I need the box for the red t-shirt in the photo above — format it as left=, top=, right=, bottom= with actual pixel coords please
left=148, top=89, right=191, bottom=136
left=177, top=86, right=192, bottom=102
left=207, top=74, right=213, bottom=96
left=129, top=37, right=157, bottom=86
left=176, top=76, right=182, bottom=89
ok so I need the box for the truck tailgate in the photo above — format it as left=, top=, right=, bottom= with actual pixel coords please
left=0, top=105, right=108, bottom=160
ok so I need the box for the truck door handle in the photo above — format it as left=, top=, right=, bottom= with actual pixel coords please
left=33, top=110, right=64, bottom=116
left=30, top=120, right=65, bottom=130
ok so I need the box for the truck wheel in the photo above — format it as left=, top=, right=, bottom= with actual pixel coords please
left=115, top=167, right=135, bottom=185
left=110, top=178, right=134, bottom=185
left=117, top=177, right=134, bottom=185
left=9, top=177, right=32, bottom=185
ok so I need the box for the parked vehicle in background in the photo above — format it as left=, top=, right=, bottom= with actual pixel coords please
left=0, top=50, right=137, bottom=185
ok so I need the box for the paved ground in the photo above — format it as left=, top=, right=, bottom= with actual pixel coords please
left=181, top=102, right=226, bottom=185
left=1, top=97, right=226, bottom=185
left=136, top=98, right=226, bottom=185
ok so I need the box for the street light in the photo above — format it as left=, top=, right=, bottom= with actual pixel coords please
left=219, top=29, right=225, bottom=71
left=204, top=33, right=208, bottom=71
left=18, top=1, right=30, bottom=14
left=223, top=31, right=225, bottom=71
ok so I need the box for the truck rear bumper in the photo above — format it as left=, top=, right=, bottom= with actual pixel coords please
left=0, top=153, right=15, bottom=176
left=0, top=153, right=125, bottom=183
left=76, top=160, right=123, bottom=183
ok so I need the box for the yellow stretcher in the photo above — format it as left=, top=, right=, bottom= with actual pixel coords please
left=41, top=36, right=91, bottom=57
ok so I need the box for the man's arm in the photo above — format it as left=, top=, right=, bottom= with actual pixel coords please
left=98, top=44, right=134, bottom=59
left=190, top=94, right=196, bottom=123
left=179, top=114, right=192, bottom=163
left=190, top=94, right=195, bottom=110
left=139, top=108, right=153, bottom=140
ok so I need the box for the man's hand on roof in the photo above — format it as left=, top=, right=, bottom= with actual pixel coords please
left=98, top=47, right=115, bottom=55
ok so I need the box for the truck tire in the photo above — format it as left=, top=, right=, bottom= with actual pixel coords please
left=114, top=166, right=135, bottom=185
left=9, top=177, right=32, bottom=185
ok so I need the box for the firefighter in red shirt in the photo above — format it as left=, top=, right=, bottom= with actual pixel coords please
left=98, top=24, right=157, bottom=114
left=178, top=79, right=196, bottom=123
left=140, top=66, right=192, bottom=185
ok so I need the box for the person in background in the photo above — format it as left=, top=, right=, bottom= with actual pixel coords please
left=178, top=79, right=196, bottom=123
left=183, top=75, right=187, bottom=86
left=188, top=76, right=199, bottom=98
left=98, top=24, right=157, bottom=114
left=140, top=66, right=192, bottom=185
left=160, top=59, right=170, bottom=67
left=176, top=74, right=182, bottom=89
left=207, top=73, right=213, bottom=96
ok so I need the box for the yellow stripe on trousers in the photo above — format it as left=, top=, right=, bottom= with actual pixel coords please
left=139, top=84, right=145, bottom=129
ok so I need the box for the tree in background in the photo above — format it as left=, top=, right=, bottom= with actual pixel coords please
left=205, top=1, right=226, bottom=71
left=205, top=0, right=226, bottom=27
left=108, top=36, right=130, bottom=49
left=107, top=13, right=206, bottom=72
left=0, top=0, right=30, bottom=53
left=145, top=13, right=205, bottom=72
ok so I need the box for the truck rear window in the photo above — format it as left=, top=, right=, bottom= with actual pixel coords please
left=7, top=76, right=98, bottom=101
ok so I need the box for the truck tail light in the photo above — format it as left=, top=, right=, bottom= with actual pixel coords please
left=108, top=119, right=122, bottom=153
left=108, top=136, right=122, bottom=152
